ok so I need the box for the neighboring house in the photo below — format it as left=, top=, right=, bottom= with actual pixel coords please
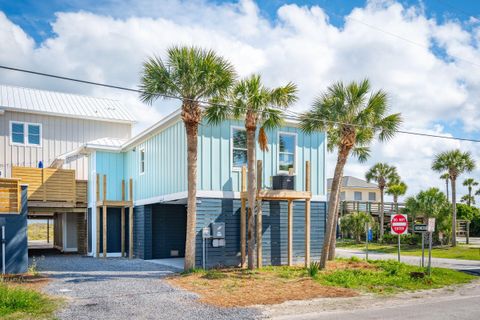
left=0, top=84, right=135, bottom=179
left=327, top=176, right=380, bottom=202
left=66, top=108, right=328, bottom=267
left=0, top=84, right=135, bottom=254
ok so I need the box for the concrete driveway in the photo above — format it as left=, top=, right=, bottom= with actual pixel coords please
left=34, top=255, right=259, bottom=320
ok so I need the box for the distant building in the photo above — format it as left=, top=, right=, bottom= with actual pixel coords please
left=327, top=176, right=380, bottom=202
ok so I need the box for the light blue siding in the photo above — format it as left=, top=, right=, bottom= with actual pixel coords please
left=89, top=117, right=325, bottom=203
left=197, top=119, right=326, bottom=195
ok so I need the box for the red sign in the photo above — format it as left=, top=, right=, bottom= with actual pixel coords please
left=391, top=214, right=408, bottom=235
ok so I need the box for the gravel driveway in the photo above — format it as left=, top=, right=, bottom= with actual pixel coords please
left=34, top=255, right=261, bottom=320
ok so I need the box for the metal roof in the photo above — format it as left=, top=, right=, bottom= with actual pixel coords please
left=0, top=84, right=135, bottom=123
left=327, top=176, right=379, bottom=190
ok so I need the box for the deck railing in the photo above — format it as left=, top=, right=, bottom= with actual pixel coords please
left=0, top=178, right=21, bottom=213
left=11, top=167, right=87, bottom=205
left=340, top=201, right=404, bottom=215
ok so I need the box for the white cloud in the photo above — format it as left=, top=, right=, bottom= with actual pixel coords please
left=0, top=0, right=480, bottom=200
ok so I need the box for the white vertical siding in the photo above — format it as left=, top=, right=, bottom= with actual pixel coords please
left=0, top=110, right=132, bottom=179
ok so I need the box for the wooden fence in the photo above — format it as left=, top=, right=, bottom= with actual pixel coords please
left=0, top=178, right=21, bottom=213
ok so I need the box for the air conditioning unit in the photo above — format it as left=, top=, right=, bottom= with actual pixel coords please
left=272, top=174, right=295, bottom=190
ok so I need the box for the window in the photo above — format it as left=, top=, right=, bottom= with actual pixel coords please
left=354, top=191, right=362, bottom=201
left=340, top=192, right=346, bottom=201
left=10, top=122, right=41, bottom=146
left=11, top=122, right=24, bottom=144
left=278, top=133, right=296, bottom=172
left=368, top=192, right=376, bottom=201
left=232, top=128, right=247, bottom=169
left=139, top=148, right=145, bottom=174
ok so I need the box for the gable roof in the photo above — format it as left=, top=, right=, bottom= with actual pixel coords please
left=327, top=176, right=378, bottom=190
left=0, top=84, right=135, bottom=123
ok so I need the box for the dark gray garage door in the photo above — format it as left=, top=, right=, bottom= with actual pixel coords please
left=152, top=204, right=186, bottom=259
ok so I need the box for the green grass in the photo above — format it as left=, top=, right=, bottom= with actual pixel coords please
left=0, top=284, right=58, bottom=320
left=314, top=259, right=475, bottom=294
left=28, top=223, right=53, bottom=241
left=337, top=240, right=480, bottom=261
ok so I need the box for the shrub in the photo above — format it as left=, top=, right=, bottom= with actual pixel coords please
left=340, top=212, right=375, bottom=243
left=381, top=233, right=421, bottom=245
left=307, top=261, right=321, bottom=277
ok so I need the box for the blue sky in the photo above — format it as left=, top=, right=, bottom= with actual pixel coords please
left=1, top=0, right=480, bottom=43
left=1, top=0, right=480, bottom=193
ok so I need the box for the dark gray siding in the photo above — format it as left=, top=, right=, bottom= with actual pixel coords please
left=152, top=204, right=186, bottom=259
left=98, top=208, right=130, bottom=254
left=0, top=186, right=28, bottom=274
left=133, top=205, right=152, bottom=259
left=195, top=198, right=326, bottom=268
left=87, top=208, right=92, bottom=253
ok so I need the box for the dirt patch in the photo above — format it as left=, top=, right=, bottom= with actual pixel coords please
left=167, top=267, right=357, bottom=307
left=326, top=259, right=378, bottom=271
left=1, top=274, right=50, bottom=291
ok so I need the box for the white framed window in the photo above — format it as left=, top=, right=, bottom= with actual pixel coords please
left=231, top=127, right=247, bottom=170
left=139, top=147, right=145, bottom=175
left=10, top=121, right=42, bottom=147
left=278, top=132, right=296, bottom=173
left=354, top=191, right=363, bottom=201
left=368, top=192, right=376, bottom=201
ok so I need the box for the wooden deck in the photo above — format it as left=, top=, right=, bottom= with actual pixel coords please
left=339, top=200, right=404, bottom=216
left=0, top=167, right=88, bottom=216
left=0, top=178, right=21, bottom=213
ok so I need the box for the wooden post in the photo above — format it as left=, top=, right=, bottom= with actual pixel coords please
left=42, top=168, right=46, bottom=202
left=95, top=174, right=100, bottom=258
left=121, top=180, right=125, bottom=257
left=240, top=166, right=247, bottom=268
left=102, top=175, right=107, bottom=258
left=305, top=161, right=311, bottom=267
left=288, top=199, right=293, bottom=266
left=256, top=160, right=263, bottom=268
left=129, top=178, right=134, bottom=259
left=17, top=181, right=21, bottom=212
left=47, top=219, right=50, bottom=243
left=96, top=206, right=100, bottom=258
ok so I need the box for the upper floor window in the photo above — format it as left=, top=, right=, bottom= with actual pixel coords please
left=354, top=191, right=363, bottom=201
left=139, top=148, right=145, bottom=175
left=10, top=122, right=41, bottom=146
left=232, top=127, right=247, bottom=169
left=278, top=132, right=296, bottom=172
left=368, top=192, right=376, bottom=201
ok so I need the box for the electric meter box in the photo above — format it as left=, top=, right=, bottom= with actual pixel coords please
left=211, top=222, right=225, bottom=239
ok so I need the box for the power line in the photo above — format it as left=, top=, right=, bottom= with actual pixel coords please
left=1, top=64, right=480, bottom=143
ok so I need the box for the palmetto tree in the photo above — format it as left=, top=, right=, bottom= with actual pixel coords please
left=140, top=46, right=236, bottom=270
left=366, top=163, right=400, bottom=240
left=205, top=74, right=298, bottom=269
left=386, top=181, right=407, bottom=204
left=432, top=150, right=475, bottom=246
left=405, top=188, right=448, bottom=221
left=300, top=79, right=402, bottom=268
left=462, top=178, right=478, bottom=206
left=440, top=173, right=450, bottom=201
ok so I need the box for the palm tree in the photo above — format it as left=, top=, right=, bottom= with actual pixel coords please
left=139, top=46, right=236, bottom=270
left=432, top=150, right=475, bottom=246
left=205, top=74, right=297, bottom=269
left=366, top=163, right=400, bottom=240
left=462, top=178, right=478, bottom=206
left=386, top=181, right=407, bottom=204
left=405, top=188, right=448, bottom=221
left=440, top=173, right=450, bottom=201
left=300, top=79, right=402, bottom=268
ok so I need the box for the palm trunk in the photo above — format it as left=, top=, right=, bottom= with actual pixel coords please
left=184, top=122, right=198, bottom=270
left=393, top=194, right=398, bottom=204
left=320, top=146, right=349, bottom=269
left=246, top=127, right=256, bottom=269
left=327, top=189, right=342, bottom=260
left=451, top=177, right=457, bottom=247
left=445, top=180, right=449, bottom=202
left=379, top=186, right=385, bottom=241
left=468, top=187, right=472, bottom=206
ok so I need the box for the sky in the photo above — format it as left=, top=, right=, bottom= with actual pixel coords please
left=0, top=0, right=480, bottom=200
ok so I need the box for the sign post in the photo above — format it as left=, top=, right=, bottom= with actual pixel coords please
left=427, top=218, right=436, bottom=276
left=365, top=221, right=369, bottom=261
left=414, top=224, right=428, bottom=267
left=391, top=214, right=408, bottom=262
